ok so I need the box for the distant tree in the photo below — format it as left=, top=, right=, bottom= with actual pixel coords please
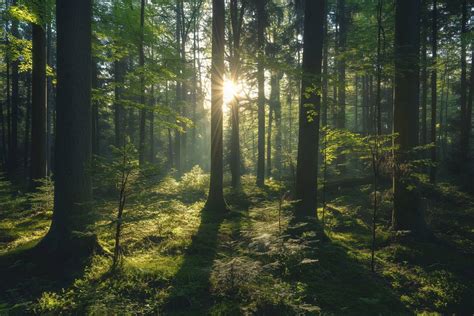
left=295, top=0, right=324, bottom=219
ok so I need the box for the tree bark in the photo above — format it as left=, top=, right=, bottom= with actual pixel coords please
left=429, top=0, right=437, bottom=183
left=40, top=0, right=94, bottom=253
left=392, top=0, right=425, bottom=234
left=256, top=0, right=266, bottom=187
left=138, top=0, right=146, bottom=166
left=205, top=0, right=227, bottom=211
left=295, top=0, right=324, bottom=220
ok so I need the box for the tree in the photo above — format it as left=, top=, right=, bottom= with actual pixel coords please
left=138, top=0, right=146, bottom=166
left=392, top=0, right=425, bottom=234
left=429, top=0, right=438, bottom=183
left=295, top=0, right=324, bottom=220
left=229, top=0, right=246, bottom=188
left=30, top=1, right=47, bottom=189
left=256, top=0, right=266, bottom=187
left=205, top=0, right=227, bottom=211
left=38, top=0, right=96, bottom=254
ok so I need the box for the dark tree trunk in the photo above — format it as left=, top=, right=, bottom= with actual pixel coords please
left=267, top=97, right=273, bottom=178
left=420, top=0, right=428, bottom=145
left=392, top=0, right=425, bottom=234
left=256, top=0, right=266, bottom=187
left=40, top=0, right=94, bottom=253
left=10, top=5, right=19, bottom=173
left=91, top=59, right=100, bottom=156
left=205, top=0, right=227, bottom=211
left=429, top=0, right=437, bottom=183
left=459, top=0, right=468, bottom=161
left=229, top=0, right=245, bottom=188
left=322, top=0, right=329, bottom=128
left=295, top=0, right=324, bottom=220
left=46, top=22, right=54, bottom=176
left=149, top=85, right=155, bottom=163
left=138, top=0, right=146, bottom=166
left=336, top=0, right=347, bottom=130
left=24, top=74, right=31, bottom=173
left=274, top=73, right=282, bottom=179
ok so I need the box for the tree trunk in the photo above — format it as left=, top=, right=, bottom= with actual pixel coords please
left=10, top=4, right=19, bottom=173
left=392, top=0, right=425, bottom=235
left=420, top=0, right=428, bottom=145
left=205, top=0, right=227, bottom=211
left=256, top=0, right=266, bottom=187
left=91, top=58, right=100, bottom=156
left=459, top=0, right=468, bottom=161
left=295, top=0, right=324, bottom=220
left=429, top=0, right=437, bottom=183
left=40, top=0, right=94, bottom=254
left=138, top=0, right=146, bottom=166
left=229, top=0, right=245, bottom=188
left=336, top=0, right=347, bottom=130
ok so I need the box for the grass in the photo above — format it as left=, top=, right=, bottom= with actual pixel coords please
left=0, top=170, right=473, bottom=315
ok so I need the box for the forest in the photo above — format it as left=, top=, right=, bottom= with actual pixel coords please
left=0, top=0, right=473, bottom=314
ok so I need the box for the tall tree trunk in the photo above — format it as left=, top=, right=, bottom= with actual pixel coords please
left=46, top=22, right=54, bottom=176
left=392, top=0, right=425, bottom=234
left=24, top=74, right=31, bottom=173
left=40, top=0, right=94, bottom=253
left=10, top=3, right=19, bottom=173
left=459, top=0, right=468, bottom=161
left=322, top=0, right=329, bottom=128
left=274, top=73, right=282, bottom=179
left=205, top=0, right=227, bottom=211
left=267, top=96, right=273, bottom=178
left=295, top=0, right=324, bottom=220
left=429, top=0, right=437, bottom=183
left=376, top=0, right=383, bottom=135
left=336, top=0, right=347, bottom=130
left=138, top=0, right=146, bottom=166
left=229, top=0, right=245, bottom=188
left=420, top=0, right=428, bottom=145
left=149, top=85, right=155, bottom=163
left=256, top=0, right=266, bottom=187
left=91, top=58, right=100, bottom=156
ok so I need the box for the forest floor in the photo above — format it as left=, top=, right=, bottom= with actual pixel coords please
left=0, top=169, right=473, bottom=315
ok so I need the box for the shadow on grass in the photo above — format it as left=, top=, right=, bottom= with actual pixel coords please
left=162, top=206, right=226, bottom=314
left=294, top=238, right=410, bottom=315
left=0, top=240, right=93, bottom=313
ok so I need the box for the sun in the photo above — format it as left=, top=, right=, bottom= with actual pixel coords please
left=223, top=79, right=238, bottom=105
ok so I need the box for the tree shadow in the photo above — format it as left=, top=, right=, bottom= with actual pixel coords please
left=0, top=241, right=94, bottom=313
left=162, top=206, right=226, bottom=314
left=295, top=239, right=411, bottom=315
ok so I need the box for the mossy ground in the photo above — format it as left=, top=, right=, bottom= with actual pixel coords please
left=0, top=170, right=473, bottom=315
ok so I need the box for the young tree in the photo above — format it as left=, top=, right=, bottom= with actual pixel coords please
left=295, top=0, right=324, bottom=220
left=39, top=0, right=95, bottom=254
left=392, top=0, right=425, bottom=234
left=30, top=1, right=48, bottom=189
left=205, top=0, right=227, bottom=211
